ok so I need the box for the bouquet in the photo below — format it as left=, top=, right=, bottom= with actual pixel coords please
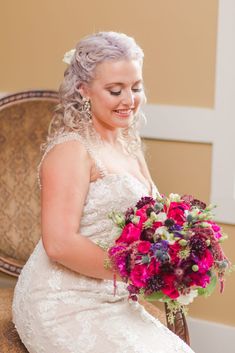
left=107, top=193, right=231, bottom=322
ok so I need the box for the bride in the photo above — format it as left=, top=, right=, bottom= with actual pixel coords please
left=12, top=31, right=195, bottom=353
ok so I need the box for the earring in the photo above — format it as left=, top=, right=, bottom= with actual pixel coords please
left=81, top=97, right=92, bottom=119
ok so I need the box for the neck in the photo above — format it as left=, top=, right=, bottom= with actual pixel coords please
left=91, top=119, right=121, bottom=145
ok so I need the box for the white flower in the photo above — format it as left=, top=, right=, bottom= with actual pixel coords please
left=155, top=212, right=167, bottom=222
left=177, top=290, right=198, bottom=305
left=155, top=226, right=175, bottom=244
left=63, top=49, right=76, bottom=64
left=169, top=193, right=181, bottom=202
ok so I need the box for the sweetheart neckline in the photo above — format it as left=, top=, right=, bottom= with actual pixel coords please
left=90, top=172, right=155, bottom=197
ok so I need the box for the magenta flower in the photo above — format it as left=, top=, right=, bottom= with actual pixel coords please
left=130, top=264, right=150, bottom=288
left=138, top=241, right=151, bottom=254
left=167, top=202, right=190, bottom=226
left=116, top=223, right=141, bottom=244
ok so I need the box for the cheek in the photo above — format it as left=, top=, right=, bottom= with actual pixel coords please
left=135, top=94, right=144, bottom=108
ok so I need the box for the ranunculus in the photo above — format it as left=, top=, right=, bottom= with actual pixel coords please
left=116, top=223, right=141, bottom=244
left=162, top=274, right=179, bottom=299
left=130, top=264, right=150, bottom=288
left=169, top=242, right=181, bottom=264
left=138, top=241, right=151, bottom=254
left=167, top=202, right=190, bottom=226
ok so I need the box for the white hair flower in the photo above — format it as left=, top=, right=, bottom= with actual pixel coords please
left=63, top=49, right=76, bottom=64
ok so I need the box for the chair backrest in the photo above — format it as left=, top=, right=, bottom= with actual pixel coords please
left=0, top=90, right=59, bottom=273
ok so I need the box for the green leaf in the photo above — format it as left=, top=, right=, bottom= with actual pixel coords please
left=145, top=291, right=165, bottom=302
left=197, top=275, right=217, bottom=297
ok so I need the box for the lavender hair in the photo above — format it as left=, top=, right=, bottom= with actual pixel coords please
left=45, top=31, right=146, bottom=153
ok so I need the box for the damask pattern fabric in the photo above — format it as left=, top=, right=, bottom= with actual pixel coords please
left=0, top=100, right=55, bottom=262
left=12, top=133, right=195, bottom=353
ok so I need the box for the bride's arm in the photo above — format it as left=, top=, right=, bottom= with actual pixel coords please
left=40, top=140, right=117, bottom=281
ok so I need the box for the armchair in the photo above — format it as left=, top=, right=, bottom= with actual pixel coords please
left=0, top=90, right=189, bottom=352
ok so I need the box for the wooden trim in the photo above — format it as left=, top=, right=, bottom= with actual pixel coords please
left=0, top=90, right=58, bottom=109
left=165, top=303, right=190, bottom=345
left=0, top=256, right=23, bottom=277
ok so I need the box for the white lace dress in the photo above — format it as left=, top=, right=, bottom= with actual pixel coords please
left=12, top=133, right=195, bottom=353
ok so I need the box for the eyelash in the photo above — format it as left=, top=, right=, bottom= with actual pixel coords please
left=109, top=88, right=143, bottom=96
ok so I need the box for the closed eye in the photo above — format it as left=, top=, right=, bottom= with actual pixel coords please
left=109, top=87, right=143, bottom=96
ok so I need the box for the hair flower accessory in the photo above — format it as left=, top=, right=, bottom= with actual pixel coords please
left=63, top=49, right=76, bottom=64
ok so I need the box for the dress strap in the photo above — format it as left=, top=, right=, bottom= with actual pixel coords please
left=37, top=132, right=107, bottom=189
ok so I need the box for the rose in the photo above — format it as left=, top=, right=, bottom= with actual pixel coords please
left=116, top=223, right=141, bottom=244
left=135, top=205, right=150, bottom=227
left=162, top=274, right=179, bottom=299
left=130, top=264, right=150, bottom=288
left=167, top=202, right=190, bottom=225
left=168, top=242, right=181, bottom=264
left=138, top=241, right=151, bottom=254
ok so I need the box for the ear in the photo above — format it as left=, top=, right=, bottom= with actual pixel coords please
left=78, top=83, right=90, bottom=99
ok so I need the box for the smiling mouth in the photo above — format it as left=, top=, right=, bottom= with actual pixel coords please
left=114, top=109, right=133, bottom=117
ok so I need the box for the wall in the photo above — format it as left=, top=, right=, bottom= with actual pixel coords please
left=1, top=0, right=234, bottom=328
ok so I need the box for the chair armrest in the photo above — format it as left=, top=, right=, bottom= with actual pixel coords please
left=138, top=298, right=167, bottom=326
left=0, top=256, right=24, bottom=277
left=165, top=303, right=190, bottom=346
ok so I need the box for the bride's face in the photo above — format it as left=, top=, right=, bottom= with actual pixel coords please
left=82, top=59, right=145, bottom=130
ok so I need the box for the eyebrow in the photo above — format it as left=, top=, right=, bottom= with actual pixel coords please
left=104, top=79, right=143, bottom=87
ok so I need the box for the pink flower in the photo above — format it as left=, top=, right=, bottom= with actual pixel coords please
left=189, top=273, right=210, bottom=288
left=130, top=264, right=150, bottom=288
left=116, top=223, right=141, bottom=244
left=167, top=202, right=190, bottom=226
left=152, top=221, right=163, bottom=230
left=135, top=205, right=149, bottom=227
left=147, top=258, right=160, bottom=276
left=138, top=241, right=151, bottom=254
left=169, top=243, right=181, bottom=264
left=196, top=249, right=214, bottom=273
left=162, top=274, right=179, bottom=299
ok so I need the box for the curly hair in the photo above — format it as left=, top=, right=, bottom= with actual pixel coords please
left=45, top=31, right=146, bottom=154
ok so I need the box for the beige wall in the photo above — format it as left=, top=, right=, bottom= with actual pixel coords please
left=145, top=139, right=235, bottom=326
left=1, top=0, right=234, bottom=326
left=1, top=0, right=217, bottom=108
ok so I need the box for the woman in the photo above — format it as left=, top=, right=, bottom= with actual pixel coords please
left=12, top=31, right=195, bottom=353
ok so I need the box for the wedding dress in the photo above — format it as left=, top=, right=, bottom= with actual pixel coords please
left=12, top=132, right=195, bottom=353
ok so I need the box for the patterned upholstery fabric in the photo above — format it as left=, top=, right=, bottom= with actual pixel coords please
left=0, top=96, right=58, bottom=263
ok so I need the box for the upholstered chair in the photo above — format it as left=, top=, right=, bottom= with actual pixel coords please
left=0, top=90, right=189, bottom=352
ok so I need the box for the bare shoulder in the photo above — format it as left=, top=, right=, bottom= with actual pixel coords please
left=40, top=139, right=92, bottom=190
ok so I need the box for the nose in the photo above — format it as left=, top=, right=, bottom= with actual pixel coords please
left=122, top=89, right=135, bottom=107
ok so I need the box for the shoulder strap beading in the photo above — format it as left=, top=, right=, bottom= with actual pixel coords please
left=37, top=132, right=107, bottom=189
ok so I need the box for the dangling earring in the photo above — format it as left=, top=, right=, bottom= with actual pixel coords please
left=81, top=97, right=92, bottom=120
